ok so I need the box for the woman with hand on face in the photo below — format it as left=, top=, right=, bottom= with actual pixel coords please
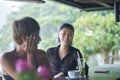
left=0, top=17, right=52, bottom=80
left=47, top=23, right=89, bottom=78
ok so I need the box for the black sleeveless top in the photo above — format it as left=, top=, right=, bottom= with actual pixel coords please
left=3, top=75, right=14, bottom=80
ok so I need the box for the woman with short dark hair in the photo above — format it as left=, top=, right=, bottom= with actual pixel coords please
left=47, top=23, right=89, bottom=78
left=1, top=17, right=52, bottom=80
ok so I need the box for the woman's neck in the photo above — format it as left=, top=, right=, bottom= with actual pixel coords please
left=58, top=44, right=69, bottom=60
left=16, top=45, right=26, bottom=58
left=60, top=44, right=68, bottom=50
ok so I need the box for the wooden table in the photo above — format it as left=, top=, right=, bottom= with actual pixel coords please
left=53, top=64, right=120, bottom=80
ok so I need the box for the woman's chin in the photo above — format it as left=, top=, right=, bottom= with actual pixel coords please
left=62, top=43, right=70, bottom=46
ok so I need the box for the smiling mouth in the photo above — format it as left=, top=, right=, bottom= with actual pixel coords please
left=64, top=39, right=69, bottom=42
left=64, top=40, right=69, bottom=43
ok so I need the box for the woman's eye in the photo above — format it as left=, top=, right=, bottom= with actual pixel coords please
left=60, top=32, right=65, bottom=36
left=68, top=33, right=73, bottom=36
left=61, top=33, right=73, bottom=37
left=62, top=33, right=66, bottom=36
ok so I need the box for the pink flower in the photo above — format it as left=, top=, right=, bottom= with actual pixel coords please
left=37, top=65, right=51, bottom=78
left=15, top=59, right=33, bottom=73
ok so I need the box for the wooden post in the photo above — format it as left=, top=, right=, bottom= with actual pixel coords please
left=114, top=2, right=120, bottom=22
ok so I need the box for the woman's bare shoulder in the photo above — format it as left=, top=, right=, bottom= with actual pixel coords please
left=37, top=49, right=46, bottom=54
left=36, top=49, right=47, bottom=59
left=0, top=50, right=15, bottom=62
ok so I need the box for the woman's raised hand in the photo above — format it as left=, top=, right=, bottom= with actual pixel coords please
left=24, top=35, right=37, bottom=54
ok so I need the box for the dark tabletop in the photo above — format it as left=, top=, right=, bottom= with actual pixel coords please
left=53, top=64, right=120, bottom=80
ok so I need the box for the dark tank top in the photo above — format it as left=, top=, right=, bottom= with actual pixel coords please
left=3, top=75, right=14, bottom=80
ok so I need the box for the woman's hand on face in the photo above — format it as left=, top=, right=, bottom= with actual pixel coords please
left=53, top=72, right=64, bottom=78
left=22, top=35, right=38, bottom=69
left=24, top=35, right=37, bottom=54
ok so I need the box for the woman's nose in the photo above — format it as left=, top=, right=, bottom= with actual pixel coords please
left=65, top=34, right=69, bottom=38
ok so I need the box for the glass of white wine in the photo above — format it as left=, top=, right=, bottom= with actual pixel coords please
left=77, top=58, right=85, bottom=78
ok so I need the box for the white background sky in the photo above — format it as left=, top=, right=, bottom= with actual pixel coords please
left=0, top=0, right=25, bottom=29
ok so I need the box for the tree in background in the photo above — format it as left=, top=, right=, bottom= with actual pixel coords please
left=73, top=11, right=120, bottom=64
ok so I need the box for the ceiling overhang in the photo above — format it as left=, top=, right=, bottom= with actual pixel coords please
left=54, top=0, right=119, bottom=11
left=5, top=0, right=120, bottom=22
left=54, top=0, right=120, bottom=22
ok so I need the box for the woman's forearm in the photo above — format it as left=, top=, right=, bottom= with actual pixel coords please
left=53, top=72, right=64, bottom=78
left=27, top=54, right=36, bottom=70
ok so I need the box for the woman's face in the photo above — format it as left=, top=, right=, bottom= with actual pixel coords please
left=22, top=31, right=41, bottom=50
left=58, top=27, right=73, bottom=46
left=34, top=32, right=41, bottom=45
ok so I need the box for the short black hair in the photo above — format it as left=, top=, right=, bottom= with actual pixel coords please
left=59, top=23, right=74, bottom=34
left=13, top=17, right=40, bottom=44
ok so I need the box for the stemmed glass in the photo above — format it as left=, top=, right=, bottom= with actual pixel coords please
left=77, top=52, right=85, bottom=78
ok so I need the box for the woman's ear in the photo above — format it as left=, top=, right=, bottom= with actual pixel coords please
left=57, top=33, right=61, bottom=43
left=58, top=33, right=60, bottom=38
